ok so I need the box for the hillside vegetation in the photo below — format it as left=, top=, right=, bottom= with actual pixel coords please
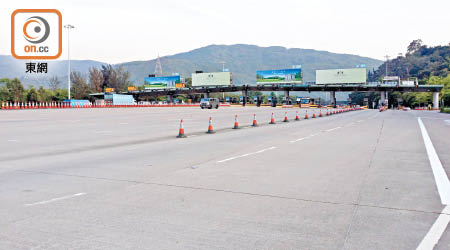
left=352, top=40, right=450, bottom=107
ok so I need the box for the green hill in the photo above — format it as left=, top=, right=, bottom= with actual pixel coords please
left=0, top=44, right=382, bottom=88
left=120, top=44, right=382, bottom=85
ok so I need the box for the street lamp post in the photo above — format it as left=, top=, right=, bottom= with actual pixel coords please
left=384, top=55, right=390, bottom=76
left=64, top=24, right=75, bottom=100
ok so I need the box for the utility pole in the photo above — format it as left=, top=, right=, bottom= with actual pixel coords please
left=218, top=61, right=226, bottom=99
left=384, top=55, right=390, bottom=76
left=64, top=24, right=75, bottom=99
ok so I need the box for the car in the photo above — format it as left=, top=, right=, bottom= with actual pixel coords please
left=200, top=98, right=219, bottom=109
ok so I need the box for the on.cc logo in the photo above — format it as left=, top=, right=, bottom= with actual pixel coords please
left=23, top=16, right=50, bottom=44
left=11, top=9, right=62, bottom=60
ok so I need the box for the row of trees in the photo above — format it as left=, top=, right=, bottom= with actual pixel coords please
left=0, top=64, right=131, bottom=102
left=0, top=78, right=68, bottom=103
left=360, top=40, right=450, bottom=107
left=69, top=65, right=131, bottom=99
left=350, top=74, right=450, bottom=107
left=369, top=40, right=450, bottom=81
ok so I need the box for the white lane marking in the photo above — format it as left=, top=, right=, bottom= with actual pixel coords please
left=357, top=120, right=364, bottom=123
left=418, top=117, right=450, bottom=205
left=347, top=122, right=355, bottom=126
left=187, top=135, right=198, bottom=138
left=416, top=206, right=450, bottom=250
left=444, top=120, right=450, bottom=126
left=290, top=137, right=307, bottom=143
left=119, top=122, right=129, bottom=125
left=217, top=147, right=276, bottom=163
left=7, top=139, right=20, bottom=142
left=325, top=126, right=342, bottom=132
left=25, top=193, right=86, bottom=207
left=290, top=132, right=319, bottom=143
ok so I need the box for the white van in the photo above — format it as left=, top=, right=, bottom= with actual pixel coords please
left=200, top=98, right=219, bottom=109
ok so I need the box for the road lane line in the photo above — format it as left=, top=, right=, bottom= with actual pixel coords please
left=290, top=133, right=320, bottom=143
left=418, top=117, right=450, bottom=205
left=25, top=193, right=86, bottom=207
left=357, top=120, right=364, bottom=123
left=325, top=126, right=342, bottom=132
left=290, top=137, right=307, bottom=143
left=444, top=120, right=450, bottom=126
left=217, top=147, right=276, bottom=163
left=416, top=206, right=450, bottom=250
left=347, top=122, right=355, bottom=126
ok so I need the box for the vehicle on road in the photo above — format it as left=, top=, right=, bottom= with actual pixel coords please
left=200, top=98, right=219, bottom=109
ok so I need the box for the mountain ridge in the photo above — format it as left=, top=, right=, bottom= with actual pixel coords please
left=0, top=44, right=382, bottom=88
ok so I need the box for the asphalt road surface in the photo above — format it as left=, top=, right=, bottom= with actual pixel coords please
left=1, top=107, right=450, bottom=250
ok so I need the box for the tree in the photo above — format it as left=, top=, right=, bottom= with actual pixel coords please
left=407, top=39, right=423, bottom=55
left=115, top=65, right=130, bottom=91
left=26, top=86, right=39, bottom=102
left=0, top=78, right=9, bottom=102
left=88, top=67, right=104, bottom=92
left=70, top=71, right=90, bottom=99
left=100, top=64, right=131, bottom=92
left=52, top=89, right=68, bottom=101
left=101, top=64, right=113, bottom=90
left=37, top=86, right=47, bottom=101
left=5, top=78, right=25, bottom=102
left=48, top=76, right=61, bottom=91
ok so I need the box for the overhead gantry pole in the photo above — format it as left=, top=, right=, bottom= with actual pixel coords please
left=242, top=89, right=248, bottom=107
left=284, top=90, right=289, bottom=104
left=433, top=92, right=440, bottom=110
left=330, top=91, right=336, bottom=108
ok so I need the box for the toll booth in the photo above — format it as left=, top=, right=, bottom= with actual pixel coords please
left=254, top=96, right=262, bottom=107
left=283, top=96, right=292, bottom=105
left=268, top=96, right=277, bottom=107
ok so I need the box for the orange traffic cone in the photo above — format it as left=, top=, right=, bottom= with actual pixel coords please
left=305, top=111, right=309, bottom=119
left=312, top=112, right=316, bottom=118
left=270, top=112, right=276, bottom=124
left=319, top=110, right=323, bottom=117
left=295, top=111, right=299, bottom=121
left=206, top=117, right=215, bottom=134
left=326, top=110, right=329, bottom=116
left=252, top=113, right=258, bottom=127
left=283, top=112, right=289, bottom=122
left=233, top=115, right=240, bottom=129
left=177, top=119, right=187, bottom=138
